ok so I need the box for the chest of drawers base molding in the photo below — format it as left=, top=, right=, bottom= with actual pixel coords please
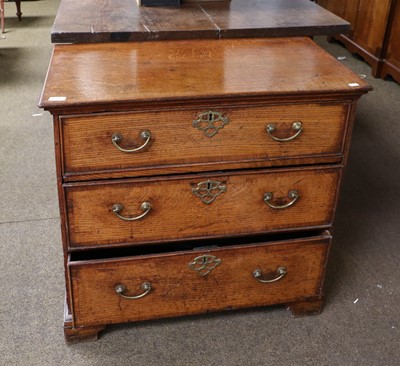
left=62, top=296, right=326, bottom=342
left=39, top=37, right=370, bottom=341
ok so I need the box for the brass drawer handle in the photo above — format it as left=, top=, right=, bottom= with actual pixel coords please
left=253, top=266, right=287, bottom=283
left=263, top=190, right=299, bottom=209
left=266, top=121, right=303, bottom=142
left=115, top=282, right=151, bottom=300
left=112, top=202, right=152, bottom=221
left=111, top=130, right=151, bottom=153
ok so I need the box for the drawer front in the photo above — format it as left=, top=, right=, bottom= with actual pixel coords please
left=61, top=103, right=349, bottom=178
left=69, top=233, right=330, bottom=327
left=65, top=166, right=341, bottom=248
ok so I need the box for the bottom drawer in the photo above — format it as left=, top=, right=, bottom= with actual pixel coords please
left=69, top=231, right=331, bottom=327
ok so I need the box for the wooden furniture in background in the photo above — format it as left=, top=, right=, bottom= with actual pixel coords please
left=137, top=0, right=229, bottom=5
left=15, top=0, right=21, bottom=20
left=137, top=0, right=180, bottom=6
left=50, top=0, right=350, bottom=43
left=0, top=0, right=3, bottom=33
left=380, top=0, right=400, bottom=82
left=39, top=37, right=370, bottom=341
left=317, top=0, right=400, bottom=83
left=1, top=0, right=22, bottom=33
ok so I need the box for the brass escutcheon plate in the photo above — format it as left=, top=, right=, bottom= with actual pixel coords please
left=192, top=110, right=230, bottom=137
left=188, top=254, right=222, bottom=276
left=192, top=179, right=227, bottom=204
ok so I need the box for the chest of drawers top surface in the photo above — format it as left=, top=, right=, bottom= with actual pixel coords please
left=51, top=0, right=350, bottom=44
left=39, top=37, right=370, bottom=112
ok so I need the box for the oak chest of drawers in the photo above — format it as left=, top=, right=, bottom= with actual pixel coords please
left=39, top=37, right=370, bottom=341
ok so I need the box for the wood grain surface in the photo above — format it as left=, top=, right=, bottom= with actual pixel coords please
left=65, top=166, right=341, bottom=248
left=317, top=0, right=360, bottom=33
left=37, top=31, right=373, bottom=337
left=61, top=102, right=349, bottom=177
left=318, top=0, right=398, bottom=79
left=69, top=234, right=330, bottom=326
left=380, top=0, right=400, bottom=83
left=352, top=0, right=392, bottom=57
left=39, top=37, right=371, bottom=111
left=51, top=0, right=350, bottom=43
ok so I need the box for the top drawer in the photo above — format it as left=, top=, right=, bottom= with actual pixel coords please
left=61, top=102, right=349, bottom=180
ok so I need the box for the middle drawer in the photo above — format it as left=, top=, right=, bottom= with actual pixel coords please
left=65, top=166, right=341, bottom=249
